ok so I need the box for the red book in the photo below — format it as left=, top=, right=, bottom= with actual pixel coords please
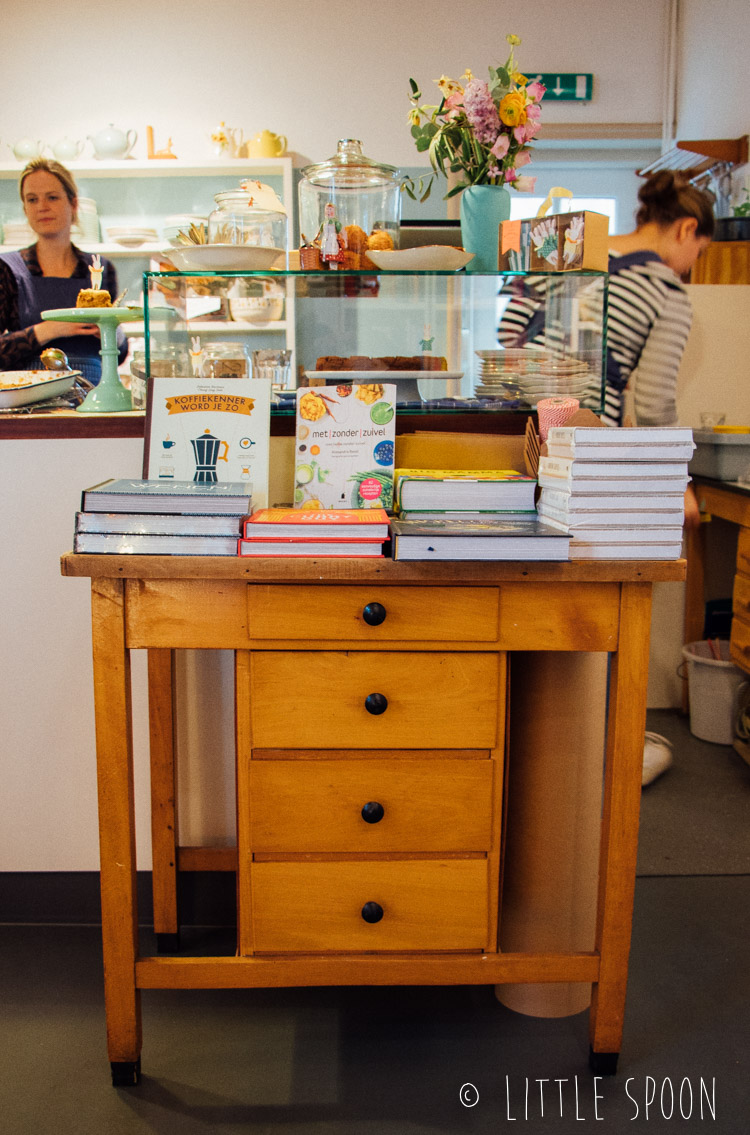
left=243, top=507, right=389, bottom=540
left=238, top=538, right=384, bottom=558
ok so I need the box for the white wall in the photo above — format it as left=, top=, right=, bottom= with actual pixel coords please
left=676, top=0, right=750, bottom=139
left=1, top=0, right=667, bottom=168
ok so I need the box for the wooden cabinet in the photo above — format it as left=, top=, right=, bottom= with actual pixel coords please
left=236, top=584, right=505, bottom=957
left=61, top=553, right=685, bottom=1083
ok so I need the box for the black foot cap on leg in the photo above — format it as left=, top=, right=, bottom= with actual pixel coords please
left=589, top=1047, right=619, bottom=1076
left=111, top=1058, right=141, bottom=1087
left=156, top=931, right=181, bottom=954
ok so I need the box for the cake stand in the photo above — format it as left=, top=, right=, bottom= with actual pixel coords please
left=41, top=307, right=144, bottom=412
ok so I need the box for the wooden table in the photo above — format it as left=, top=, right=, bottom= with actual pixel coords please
left=686, top=477, right=750, bottom=676
left=61, top=553, right=685, bottom=1085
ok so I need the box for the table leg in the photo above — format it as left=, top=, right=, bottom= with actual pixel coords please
left=148, top=649, right=180, bottom=951
left=91, top=578, right=142, bottom=1084
left=683, top=520, right=707, bottom=713
left=589, top=581, right=652, bottom=1074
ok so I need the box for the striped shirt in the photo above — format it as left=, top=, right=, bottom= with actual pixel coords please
left=497, top=251, right=693, bottom=427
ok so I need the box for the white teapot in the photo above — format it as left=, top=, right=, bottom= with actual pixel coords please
left=53, top=137, right=84, bottom=162
left=88, top=124, right=137, bottom=160
left=11, top=138, right=44, bottom=162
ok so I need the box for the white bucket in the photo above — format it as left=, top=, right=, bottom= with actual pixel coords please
left=682, top=641, right=748, bottom=745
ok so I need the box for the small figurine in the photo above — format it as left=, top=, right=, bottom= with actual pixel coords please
left=189, top=336, right=203, bottom=377
left=146, top=126, right=177, bottom=160
left=419, top=323, right=435, bottom=354
left=90, top=254, right=103, bottom=291
left=320, top=202, right=345, bottom=269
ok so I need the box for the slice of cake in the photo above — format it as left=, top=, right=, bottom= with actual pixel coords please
left=76, top=289, right=112, bottom=308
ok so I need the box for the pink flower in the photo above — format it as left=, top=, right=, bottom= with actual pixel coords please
left=526, top=81, right=546, bottom=102
left=490, top=134, right=510, bottom=159
left=443, top=91, right=464, bottom=119
left=463, top=79, right=501, bottom=145
left=514, top=175, right=537, bottom=192
left=487, top=164, right=502, bottom=179
left=526, top=102, right=542, bottom=122
left=515, top=149, right=532, bottom=168
left=504, top=168, right=517, bottom=183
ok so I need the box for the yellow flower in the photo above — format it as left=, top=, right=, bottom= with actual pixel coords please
left=506, top=33, right=521, bottom=46
left=407, top=107, right=422, bottom=127
left=461, top=68, right=474, bottom=84
left=512, top=72, right=528, bottom=86
left=435, top=74, right=462, bottom=97
left=499, top=90, right=528, bottom=128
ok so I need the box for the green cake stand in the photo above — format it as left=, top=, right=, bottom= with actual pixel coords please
left=41, top=306, right=144, bottom=412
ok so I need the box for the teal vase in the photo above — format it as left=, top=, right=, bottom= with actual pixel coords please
left=459, top=184, right=511, bottom=273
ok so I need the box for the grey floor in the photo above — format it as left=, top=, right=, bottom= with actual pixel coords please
left=2, top=710, right=749, bottom=1134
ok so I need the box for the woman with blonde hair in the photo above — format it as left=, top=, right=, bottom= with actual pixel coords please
left=0, top=158, right=126, bottom=382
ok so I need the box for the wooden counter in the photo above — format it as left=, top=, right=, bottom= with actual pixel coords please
left=62, top=551, right=684, bottom=1085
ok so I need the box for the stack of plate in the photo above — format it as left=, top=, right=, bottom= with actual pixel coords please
left=2, top=219, right=35, bottom=246
left=474, top=349, right=595, bottom=405
left=105, top=225, right=159, bottom=248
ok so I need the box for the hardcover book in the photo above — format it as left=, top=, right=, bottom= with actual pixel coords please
left=294, top=384, right=397, bottom=510
left=539, top=487, right=687, bottom=511
left=143, top=377, right=271, bottom=507
left=244, top=508, right=389, bottom=540
left=75, top=511, right=248, bottom=537
left=74, top=532, right=240, bottom=555
left=394, top=468, right=537, bottom=512
left=237, top=539, right=384, bottom=558
left=539, top=456, right=690, bottom=480
left=81, top=479, right=253, bottom=515
left=389, top=515, right=569, bottom=561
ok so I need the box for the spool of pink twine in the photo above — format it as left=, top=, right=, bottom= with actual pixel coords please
left=537, top=396, right=579, bottom=442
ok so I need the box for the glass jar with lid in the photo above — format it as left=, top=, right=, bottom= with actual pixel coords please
left=207, top=180, right=288, bottom=254
left=199, top=341, right=250, bottom=379
left=298, top=139, right=402, bottom=269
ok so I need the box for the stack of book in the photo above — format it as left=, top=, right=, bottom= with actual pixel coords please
left=238, top=508, right=390, bottom=557
left=537, top=426, right=694, bottom=559
left=75, top=479, right=254, bottom=555
left=391, top=467, right=568, bottom=561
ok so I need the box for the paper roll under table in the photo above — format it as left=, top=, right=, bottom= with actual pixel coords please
left=41, top=306, right=144, bottom=412
left=497, top=652, right=607, bottom=1017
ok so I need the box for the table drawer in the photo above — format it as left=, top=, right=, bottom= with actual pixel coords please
left=247, top=585, right=499, bottom=642
left=248, top=759, right=494, bottom=852
left=249, top=651, right=500, bottom=748
left=250, top=859, right=489, bottom=952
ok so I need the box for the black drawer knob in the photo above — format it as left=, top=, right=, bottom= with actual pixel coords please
left=362, top=601, right=387, bottom=626
left=361, top=901, right=384, bottom=924
left=361, top=801, right=385, bottom=824
left=364, top=692, right=388, bottom=715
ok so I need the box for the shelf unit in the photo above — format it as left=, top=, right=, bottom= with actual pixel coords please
left=0, top=157, right=297, bottom=367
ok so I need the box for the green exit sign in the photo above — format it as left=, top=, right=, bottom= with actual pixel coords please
left=530, top=73, right=593, bottom=101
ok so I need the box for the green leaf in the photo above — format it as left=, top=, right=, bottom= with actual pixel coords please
left=410, top=124, right=422, bottom=140
left=415, top=137, right=431, bottom=153
left=445, top=182, right=468, bottom=199
left=495, top=66, right=511, bottom=86
left=409, top=77, right=419, bottom=95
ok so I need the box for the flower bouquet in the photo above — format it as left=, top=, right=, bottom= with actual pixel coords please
left=405, top=35, right=544, bottom=202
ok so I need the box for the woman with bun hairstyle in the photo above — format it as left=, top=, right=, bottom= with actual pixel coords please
left=0, top=158, right=126, bottom=382
left=499, top=171, right=714, bottom=428
left=600, top=170, right=714, bottom=428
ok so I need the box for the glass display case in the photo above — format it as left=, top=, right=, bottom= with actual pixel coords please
left=143, top=269, right=607, bottom=415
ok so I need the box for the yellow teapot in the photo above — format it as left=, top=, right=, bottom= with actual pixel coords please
left=245, top=130, right=287, bottom=158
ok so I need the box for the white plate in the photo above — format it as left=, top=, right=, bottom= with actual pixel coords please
left=305, top=370, right=463, bottom=382
left=0, top=370, right=80, bottom=409
left=162, top=244, right=285, bottom=271
left=365, top=246, right=474, bottom=271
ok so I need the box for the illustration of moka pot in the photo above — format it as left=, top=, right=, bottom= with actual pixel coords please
left=191, top=428, right=229, bottom=482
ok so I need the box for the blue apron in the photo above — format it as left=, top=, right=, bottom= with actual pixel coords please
left=0, top=250, right=124, bottom=385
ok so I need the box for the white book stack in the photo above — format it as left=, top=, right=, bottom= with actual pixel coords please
left=537, top=427, right=694, bottom=560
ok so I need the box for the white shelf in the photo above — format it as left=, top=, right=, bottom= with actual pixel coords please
left=0, top=157, right=293, bottom=180
left=124, top=320, right=288, bottom=337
